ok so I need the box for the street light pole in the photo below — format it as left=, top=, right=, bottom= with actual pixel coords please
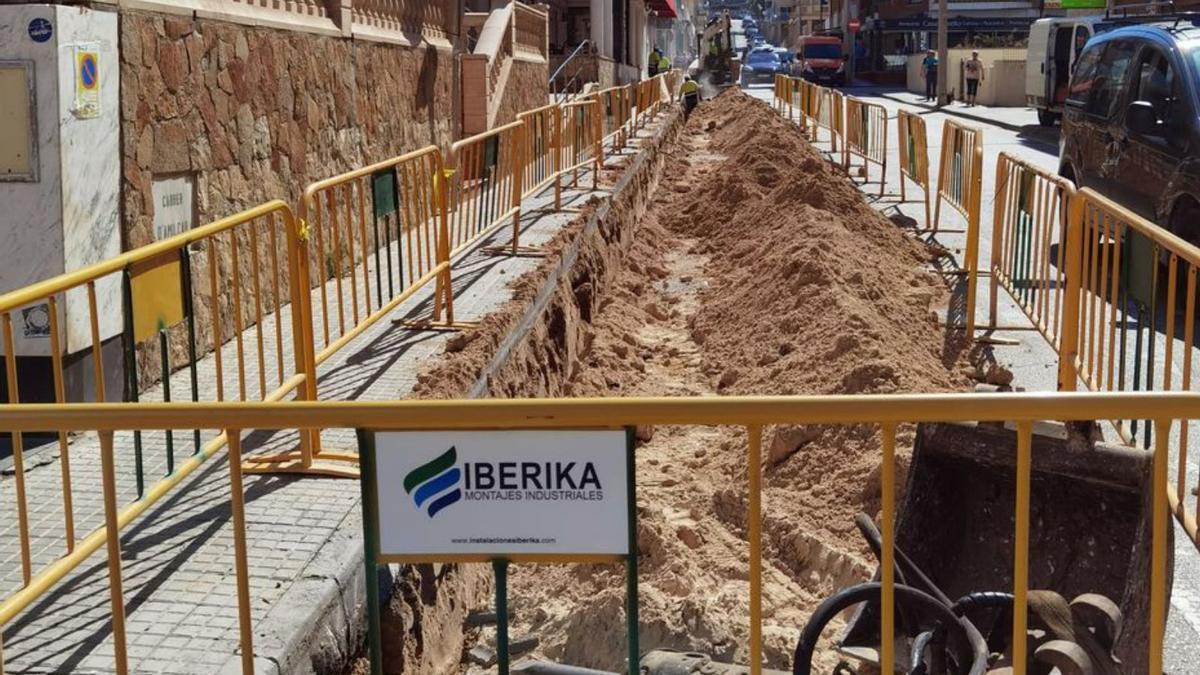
left=937, top=0, right=948, bottom=105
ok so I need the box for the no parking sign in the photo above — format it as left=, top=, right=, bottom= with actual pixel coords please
left=74, top=44, right=100, bottom=118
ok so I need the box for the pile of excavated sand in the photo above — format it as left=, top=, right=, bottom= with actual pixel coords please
left=412, top=89, right=975, bottom=673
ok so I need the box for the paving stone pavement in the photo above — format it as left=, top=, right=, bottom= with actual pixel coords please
left=0, top=126, right=658, bottom=674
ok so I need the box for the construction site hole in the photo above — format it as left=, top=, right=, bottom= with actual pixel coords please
left=383, top=89, right=986, bottom=673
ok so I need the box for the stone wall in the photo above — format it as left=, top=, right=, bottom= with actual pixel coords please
left=493, top=57, right=550, bottom=125
left=121, top=11, right=458, bottom=248
left=119, top=11, right=459, bottom=388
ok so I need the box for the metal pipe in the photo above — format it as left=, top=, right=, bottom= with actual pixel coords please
left=550, top=40, right=592, bottom=92
left=513, top=661, right=617, bottom=675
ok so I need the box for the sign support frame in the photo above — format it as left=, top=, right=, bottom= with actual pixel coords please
left=355, top=427, right=640, bottom=675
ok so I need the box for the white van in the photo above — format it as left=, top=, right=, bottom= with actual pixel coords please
left=1026, top=16, right=1113, bottom=125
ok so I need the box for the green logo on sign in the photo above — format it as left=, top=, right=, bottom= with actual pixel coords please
left=404, top=447, right=462, bottom=517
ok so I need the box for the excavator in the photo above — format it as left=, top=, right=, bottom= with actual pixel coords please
left=690, top=12, right=740, bottom=90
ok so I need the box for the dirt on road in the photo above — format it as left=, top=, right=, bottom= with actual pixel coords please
left=412, top=89, right=977, bottom=672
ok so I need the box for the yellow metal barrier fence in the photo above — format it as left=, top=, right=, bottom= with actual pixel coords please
left=984, top=165, right=1199, bottom=552
left=595, top=84, right=633, bottom=153
left=449, top=120, right=527, bottom=256
left=934, top=119, right=985, bottom=334
left=988, top=153, right=1076, bottom=360
left=559, top=98, right=604, bottom=192
left=664, top=69, right=682, bottom=97
left=787, top=77, right=804, bottom=130
left=0, top=201, right=306, bottom=672
left=1060, top=192, right=1200, bottom=543
left=518, top=103, right=563, bottom=208
left=0, top=391, right=1184, bottom=674
left=811, top=86, right=843, bottom=154
left=896, top=109, right=932, bottom=227
left=636, top=74, right=666, bottom=128
left=0, top=90, right=646, bottom=669
left=282, top=147, right=455, bottom=476
left=800, top=80, right=818, bottom=136
left=764, top=77, right=1200, bottom=559
left=843, top=96, right=888, bottom=197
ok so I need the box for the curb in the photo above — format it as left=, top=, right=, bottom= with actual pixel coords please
left=874, top=92, right=1027, bottom=133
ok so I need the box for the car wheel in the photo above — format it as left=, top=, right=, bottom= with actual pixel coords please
left=1058, top=162, right=1076, bottom=186
left=1037, top=109, right=1056, bottom=127
left=1169, top=196, right=1200, bottom=249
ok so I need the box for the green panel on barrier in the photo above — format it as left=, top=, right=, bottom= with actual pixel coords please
left=371, top=169, right=397, bottom=219
left=1126, top=229, right=1157, bottom=308
left=1013, top=171, right=1035, bottom=294
left=484, top=135, right=499, bottom=172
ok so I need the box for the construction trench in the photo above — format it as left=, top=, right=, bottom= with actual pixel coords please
left=350, top=90, right=1150, bottom=674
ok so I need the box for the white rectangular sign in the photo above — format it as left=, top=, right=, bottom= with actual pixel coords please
left=151, top=174, right=194, bottom=241
left=373, top=430, right=629, bottom=557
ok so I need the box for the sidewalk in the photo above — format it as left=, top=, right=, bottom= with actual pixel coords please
left=860, top=87, right=1043, bottom=134
left=0, top=119, right=670, bottom=674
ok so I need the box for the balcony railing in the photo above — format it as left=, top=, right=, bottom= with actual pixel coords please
left=514, top=1, right=548, bottom=60
left=100, top=0, right=459, bottom=46
left=352, top=0, right=458, bottom=44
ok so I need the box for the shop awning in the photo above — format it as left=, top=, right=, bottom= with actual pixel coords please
left=646, top=0, right=678, bottom=19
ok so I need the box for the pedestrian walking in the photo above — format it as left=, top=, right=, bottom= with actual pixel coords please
left=922, top=49, right=938, bottom=102
left=963, top=50, right=984, bottom=106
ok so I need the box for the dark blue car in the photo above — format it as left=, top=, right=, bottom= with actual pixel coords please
left=742, top=49, right=783, bottom=84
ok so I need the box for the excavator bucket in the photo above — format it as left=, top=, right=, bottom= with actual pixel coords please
left=838, top=419, right=1168, bottom=673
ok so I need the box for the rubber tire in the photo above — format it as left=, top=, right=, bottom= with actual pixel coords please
left=1037, top=109, right=1057, bottom=127
left=1170, top=196, right=1200, bottom=250
left=792, top=582, right=989, bottom=675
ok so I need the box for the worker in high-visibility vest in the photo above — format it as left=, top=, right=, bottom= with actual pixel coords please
left=679, top=76, right=701, bottom=117
left=658, top=52, right=671, bottom=74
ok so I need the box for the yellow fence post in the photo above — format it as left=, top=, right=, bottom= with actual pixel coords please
left=988, top=154, right=1012, bottom=330
left=1057, top=194, right=1084, bottom=392
left=438, top=162, right=455, bottom=325
left=1, top=314, right=31, bottom=586
left=554, top=103, right=563, bottom=210
left=288, top=203, right=321, bottom=468
left=747, top=425, right=763, bottom=675
left=226, top=430, right=255, bottom=674
left=593, top=99, right=603, bottom=190
left=963, top=137, right=983, bottom=336
left=1151, top=419, right=1170, bottom=675
left=880, top=423, right=897, bottom=674
left=512, top=121, right=526, bottom=255
left=99, top=430, right=129, bottom=675
left=1011, top=421, right=1033, bottom=675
